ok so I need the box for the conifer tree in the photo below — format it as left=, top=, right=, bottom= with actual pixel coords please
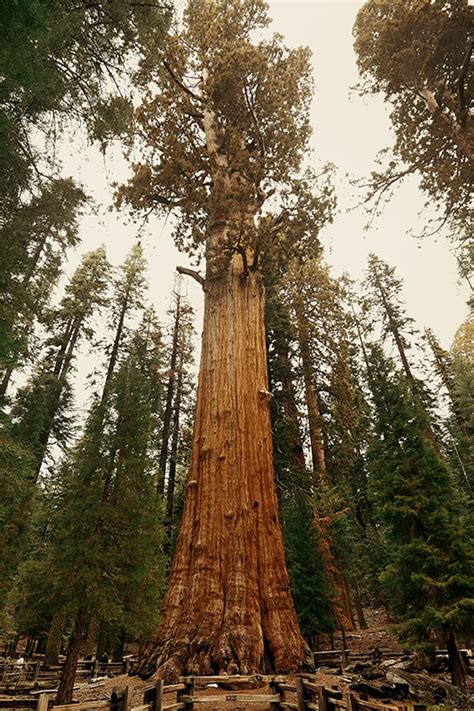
left=362, top=255, right=421, bottom=395
left=157, top=288, right=195, bottom=498
left=163, top=291, right=196, bottom=538
left=353, top=0, right=473, bottom=275
left=11, top=247, right=110, bottom=477
left=0, top=248, right=110, bottom=624
left=0, top=179, right=86, bottom=400
left=366, top=345, right=474, bottom=688
left=283, top=494, right=334, bottom=647
left=53, top=317, right=165, bottom=703
left=425, top=328, right=473, bottom=494
left=115, top=0, right=331, bottom=679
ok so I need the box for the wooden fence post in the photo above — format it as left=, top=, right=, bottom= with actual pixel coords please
left=177, top=677, right=194, bottom=710
left=33, top=661, right=41, bottom=682
left=346, top=690, right=358, bottom=711
left=295, top=677, right=305, bottom=711
left=268, top=678, right=282, bottom=709
left=317, top=685, right=329, bottom=711
left=122, top=685, right=132, bottom=711
left=36, top=693, right=51, bottom=711
left=144, top=679, right=164, bottom=711
left=2, top=662, right=8, bottom=683
left=154, top=679, right=164, bottom=711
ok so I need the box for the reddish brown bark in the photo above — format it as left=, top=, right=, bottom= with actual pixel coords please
left=55, top=610, right=88, bottom=704
left=296, top=315, right=355, bottom=631
left=139, top=259, right=310, bottom=682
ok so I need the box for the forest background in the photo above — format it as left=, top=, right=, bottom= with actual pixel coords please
left=0, top=0, right=472, bottom=702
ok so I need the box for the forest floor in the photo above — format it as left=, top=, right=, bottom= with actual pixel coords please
left=72, top=608, right=472, bottom=710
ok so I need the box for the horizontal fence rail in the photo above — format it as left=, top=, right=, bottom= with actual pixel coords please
left=0, top=673, right=434, bottom=711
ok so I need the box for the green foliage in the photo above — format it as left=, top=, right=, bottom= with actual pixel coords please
left=0, top=427, right=35, bottom=630
left=0, top=179, right=86, bottom=381
left=353, top=0, right=473, bottom=274
left=116, top=0, right=321, bottom=276
left=11, top=247, right=110, bottom=468
left=37, top=324, right=166, bottom=642
left=367, top=345, right=474, bottom=654
left=283, top=494, right=334, bottom=638
left=0, top=0, right=173, bottom=206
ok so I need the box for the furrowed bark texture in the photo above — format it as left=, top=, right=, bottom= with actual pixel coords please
left=139, top=260, right=309, bottom=682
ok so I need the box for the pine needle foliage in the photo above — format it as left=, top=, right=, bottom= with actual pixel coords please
left=283, top=494, right=334, bottom=640
left=366, top=345, right=474, bottom=659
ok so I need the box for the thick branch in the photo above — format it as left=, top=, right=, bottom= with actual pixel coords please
left=244, top=85, right=265, bottom=157
left=418, top=88, right=440, bottom=114
left=458, top=40, right=473, bottom=122
left=162, top=58, right=203, bottom=104
left=176, top=265, right=205, bottom=288
left=234, top=245, right=249, bottom=279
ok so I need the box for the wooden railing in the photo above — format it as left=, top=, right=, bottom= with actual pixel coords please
left=0, top=675, right=427, bottom=711
left=1, top=661, right=131, bottom=686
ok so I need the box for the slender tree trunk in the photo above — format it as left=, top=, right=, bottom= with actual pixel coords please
left=138, top=259, right=309, bottom=682
left=112, top=630, right=125, bottom=663
left=56, top=610, right=88, bottom=704
left=446, top=627, right=466, bottom=689
left=296, top=317, right=328, bottom=483
left=166, top=363, right=183, bottom=536
left=45, top=610, right=65, bottom=665
left=353, top=581, right=368, bottom=630
left=296, top=312, right=355, bottom=631
left=0, top=235, right=49, bottom=401
left=157, top=294, right=181, bottom=495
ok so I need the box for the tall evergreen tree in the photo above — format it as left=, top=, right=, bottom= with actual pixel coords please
left=0, top=179, right=86, bottom=400
left=366, top=345, right=474, bottom=688
left=53, top=316, right=165, bottom=703
left=0, top=248, right=110, bottom=624
left=116, top=0, right=329, bottom=679
left=11, top=247, right=110, bottom=477
left=283, top=494, right=334, bottom=647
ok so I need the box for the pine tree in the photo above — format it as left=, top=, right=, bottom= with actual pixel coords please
left=53, top=319, right=165, bottom=703
left=425, top=328, right=473, bottom=494
left=0, top=248, right=110, bottom=625
left=11, top=247, right=110, bottom=477
left=0, top=179, right=86, bottom=400
left=163, top=290, right=196, bottom=540
left=283, top=494, right=334, bottom=647
left=366, top=345, right=474, bottom=688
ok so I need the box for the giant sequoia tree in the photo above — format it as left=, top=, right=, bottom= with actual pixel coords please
left=118, top=0, right=318, bottom=680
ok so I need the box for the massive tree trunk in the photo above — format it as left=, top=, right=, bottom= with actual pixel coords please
left=138, top=257, right=309, bottom=682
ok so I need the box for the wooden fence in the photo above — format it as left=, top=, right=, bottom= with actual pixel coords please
left=1, top=661, right=131, bottom=687
left=0, top=675, right=426, bottom=711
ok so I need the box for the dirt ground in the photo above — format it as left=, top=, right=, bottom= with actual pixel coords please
left=72, top=608, right=401, bottom=709
left=71, top=608, right=473, bottom=710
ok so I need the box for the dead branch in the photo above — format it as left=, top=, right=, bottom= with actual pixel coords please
left=244, top=85, right=265, bottom=157
left=233, top=245, right=249, bottom=279
left=176, top=266, right=206, bottom=289
left=162, top=58, right=203, bottom=104
left=458, top=39, right=473, bottom=123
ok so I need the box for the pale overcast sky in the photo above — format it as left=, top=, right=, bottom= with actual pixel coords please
left=55, top=0, right=470, bottom=408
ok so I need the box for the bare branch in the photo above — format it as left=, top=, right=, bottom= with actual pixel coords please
left=458, top=39, right=474, bottom=123
left=176, top=265, right=206, bottom=289
left=233, top=245, right=249, bottom=279
left=162, top=58, right=203, bottom=104
left=244, top=84, right=265, bottom=157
